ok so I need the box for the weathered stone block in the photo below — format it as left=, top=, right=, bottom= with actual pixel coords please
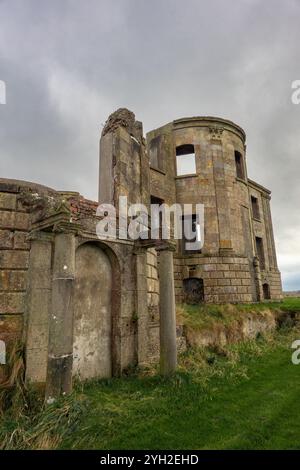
left=0, top=211, right=29, bottom=230
left=0, top=250, right=29, bottom=269
left=0, top=292, right=26, bottom=314
left=0, top=270, right=27, bottom=291
left=0, top=230, right=13, bottom=248
left=0, top=193, right=16, bottom=210
left=0, top=211, right=14, bottom=228
left=15, top=212, right=30, bottom=230
left=14, top=231, right=30, bottom=250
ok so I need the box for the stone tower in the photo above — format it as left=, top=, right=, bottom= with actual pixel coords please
left=146, top=116, right=282, bottom=303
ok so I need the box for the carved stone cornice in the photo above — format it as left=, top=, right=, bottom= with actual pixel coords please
left=209, top=126, right=224, bottom=141
left=31, top=211, right=81, bottom=235
left=18, top=190, right=72, bottom=224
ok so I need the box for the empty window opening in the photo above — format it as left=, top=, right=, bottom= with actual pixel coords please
left=251, top=196, right=260, bottom=220
left=182, top=214, right=202, bottom=254
left=149, top=136, right=164, bottom=172
left=263, top=283, right=271, bottom=300
left=255, top=236, right=265, bottom=270
left=235, top=150, right=245, bottom=180
left=151, top=195, right=164, bottom=239
left=176, top=144, right=196, bottom=176
left=183, top=278, right=204, bottom=304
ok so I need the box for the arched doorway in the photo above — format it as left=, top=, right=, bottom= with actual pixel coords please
left=73, top=243, right=112, bottom=380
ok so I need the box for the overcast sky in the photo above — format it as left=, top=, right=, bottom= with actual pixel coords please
left=0, top=0, right=299, bottom=290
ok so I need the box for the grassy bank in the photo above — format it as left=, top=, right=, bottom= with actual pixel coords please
left=1, top=298, right=300, bottom=450
left=176, top=297, right=300, bottom=333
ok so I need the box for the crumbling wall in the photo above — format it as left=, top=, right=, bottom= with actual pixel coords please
left=0, top=185, right=29, bottom=383
left=0, top=179, right=56, bottom=382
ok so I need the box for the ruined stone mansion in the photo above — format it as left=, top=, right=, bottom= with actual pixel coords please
left=0, top=108, right=282, bottom=397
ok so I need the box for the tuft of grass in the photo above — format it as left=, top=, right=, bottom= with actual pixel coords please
left=0, top=341, right=29, bottom=417
left=0, top=392, right=87, bottom=450
left=0, top=342, right=87, bottom=450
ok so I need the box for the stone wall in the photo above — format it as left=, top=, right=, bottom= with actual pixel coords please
left=146, top=116, right=283, bottom=303
left=184, top=308, right=278, bottom=349
left=174, top=255, right=253, bottom=304
left=0, top=182, right=30, bottom=380
left=146, top=248, right=160, bottom=360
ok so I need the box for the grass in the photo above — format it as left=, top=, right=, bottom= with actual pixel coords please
left=1, top=297, right=300, bottom=450
left=61, top=323, right=300, bottom=450
left=176, top=297, right=300, bottom=333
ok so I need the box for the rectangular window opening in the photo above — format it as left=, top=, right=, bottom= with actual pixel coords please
left=149, top=137, right=164, bottom=172
left=150, top=195, right=164, bottom=239
left=251, top=196, right=260, bottom=220
left=235, top=150, right=245, bottom=180
left=255, top=236, right=265, bottom=270
left=176, top=144, right=196, bottom=176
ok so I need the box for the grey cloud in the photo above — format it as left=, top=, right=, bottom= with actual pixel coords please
left=0, top=0, right=299, bottom=289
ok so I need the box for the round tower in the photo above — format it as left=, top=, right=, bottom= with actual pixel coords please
left=147, top=116, right=257, bottom=303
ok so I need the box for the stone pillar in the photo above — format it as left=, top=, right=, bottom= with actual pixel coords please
left=45, top=231, right=75, bottom=402
left=25, top=233, right=52, bottom=384
left=253, top=256, right=263, bottom=301
left=135, top=248, right=149, bottom=365
left=158, top=247, right=177, bottom=375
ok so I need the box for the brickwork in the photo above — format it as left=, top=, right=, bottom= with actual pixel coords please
left=0, top=183, right=30, bottom=377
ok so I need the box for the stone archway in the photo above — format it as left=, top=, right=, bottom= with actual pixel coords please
left=73, top=243, right=112, bottom=380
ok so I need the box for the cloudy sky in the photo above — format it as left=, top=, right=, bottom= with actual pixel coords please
left=0, top=0, right=299, bottom=290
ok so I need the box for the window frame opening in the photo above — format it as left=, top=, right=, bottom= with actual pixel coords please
left=150, top=195, right=164, bottom=240
left=183, top=277, right=204, bottom=304
left=262, top=283, right=271, bottom=300
left=251, top=195, right=260, bottom=220
left=149, top=136, right=164, bottom=173
left=176, top=144, right=196, bottom=176
left=235, top=150, right=245, bottom=180
left=181, top=214, right=202, bottom=254
left=255, top=236, right=265, bottom=270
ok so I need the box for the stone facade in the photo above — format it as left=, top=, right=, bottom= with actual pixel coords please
left=0, top=109, right=282, bottom=394
left=147, top=116, right=282, bottom=304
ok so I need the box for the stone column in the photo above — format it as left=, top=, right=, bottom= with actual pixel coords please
left=25, top=232, right=52, bottom=384
left=253, top=256, right=263, bottom=302
left=45, top=231, right=75, bottom=402
left=135, top=248, right=149, bottom=365
left=158, top=247, right=177, bottom=375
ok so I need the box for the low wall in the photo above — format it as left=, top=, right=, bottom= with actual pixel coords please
left=182, top=309, right=297, bottom=350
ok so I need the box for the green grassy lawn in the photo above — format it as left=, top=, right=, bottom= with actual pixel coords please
left=60, top=325, right=300, bottom=450
left=2, top=297, right=300, bottom=450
